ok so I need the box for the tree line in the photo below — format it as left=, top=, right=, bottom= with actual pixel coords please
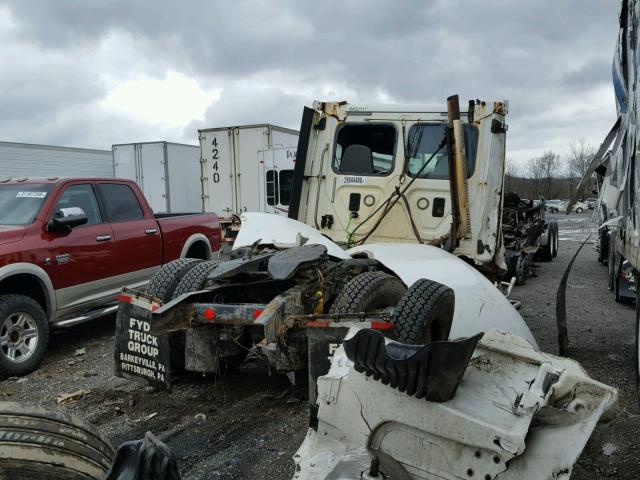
left=504, top=139, right=597, bottom=200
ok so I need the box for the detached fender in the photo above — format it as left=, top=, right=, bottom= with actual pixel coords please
left=347, top=244, right=538, bottom=348
left=0, top=263, right=56, bottom=318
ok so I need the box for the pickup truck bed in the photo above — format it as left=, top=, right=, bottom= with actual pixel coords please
left=0, top=177, right=221, bottom=377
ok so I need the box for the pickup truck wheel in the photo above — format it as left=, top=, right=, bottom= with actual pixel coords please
left=0, top=401, right=114, bottom=479
left=0, top=295, right=48, bottom=378
left=147, top=258, right=204, bottom=301
left=391, top=279, right=454, bottom=345
left=330, top=271, right=406, bottom=315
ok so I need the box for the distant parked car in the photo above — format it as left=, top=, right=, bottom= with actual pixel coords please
left=558, top=200, right=589, bottom=213
left=584, top=198, right=597, bottom=210
left=545, top=199, right=563, bottom=213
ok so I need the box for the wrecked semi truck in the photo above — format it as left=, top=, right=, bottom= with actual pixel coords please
left=568, top=0, right=640, bottom=391
left=114, top=95, right=541, bottom=389
left=501, top=193, right=558, bottom=285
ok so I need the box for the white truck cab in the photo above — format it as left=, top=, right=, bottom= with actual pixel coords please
left=289, top=97, right=509, bottom=272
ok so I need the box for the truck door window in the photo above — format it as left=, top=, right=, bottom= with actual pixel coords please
left=279, top=170, right=294, bottom=206
left=266, top=170, right=279, bottom=206
left=54, top=184, right=102, bottom=225
left=333, top=124, right=396, bottom=176
left=98, top=184, right=144, bottom=222
left=407, top=124, right=478, bottom=179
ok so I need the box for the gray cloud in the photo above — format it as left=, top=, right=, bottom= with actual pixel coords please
left=0, top=0, right=621, bottom=165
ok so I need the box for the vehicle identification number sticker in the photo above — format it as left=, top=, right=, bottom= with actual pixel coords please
left=341, top=176, right=366, bottom=185
left=16, top=191, right=47, bottom=198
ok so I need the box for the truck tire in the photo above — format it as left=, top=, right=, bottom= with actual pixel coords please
left=391, top=279, right=454, bottom=345
left=171, top=261, right=252, bottom=374
left=330, top=271, right=406, bottom=315
left=537, top=230, right=553, bottom=262
left=0, top=401, right=115, bottom=480
left=0, top=295, right=49, bottom=379
left=507, top=254, right=528, bottom=285
left=170, top=260, right=219, bottom=299
left=147, top=258, right=204, bottom=301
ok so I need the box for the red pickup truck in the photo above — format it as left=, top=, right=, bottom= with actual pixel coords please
left=0, top=177, right=220, bottom=377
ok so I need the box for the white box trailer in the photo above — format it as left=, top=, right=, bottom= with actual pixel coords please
left=0, top=141, right=112, bottom=179
left=198, top=124, right=298, bottom=239
left=112, top=141, right=201, bottom=213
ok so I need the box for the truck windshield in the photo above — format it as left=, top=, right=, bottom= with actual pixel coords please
left=407, top=124, right=478, bottom=179
left=0, top=184, right=53, bottom=225
left=333, top=124, right=396, bottom=176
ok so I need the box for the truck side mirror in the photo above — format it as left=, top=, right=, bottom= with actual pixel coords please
left=49, top=207, right=88, bottom=232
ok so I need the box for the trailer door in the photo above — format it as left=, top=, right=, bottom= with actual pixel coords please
left=139, top=143, right=168, bottom=213
left=113, top=145, right=138, bottom=182
left=234, top=126, right=267, bottom=214
left=201, top=129, right=236, bottom=216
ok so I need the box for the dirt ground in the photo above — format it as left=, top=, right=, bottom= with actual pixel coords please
left=2, top=211, right=640, bottom=479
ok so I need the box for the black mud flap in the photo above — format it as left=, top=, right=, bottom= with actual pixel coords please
left=114, top=302, right=172, bottom=390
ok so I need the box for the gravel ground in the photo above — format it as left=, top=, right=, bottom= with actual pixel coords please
left=2, top=211, right=639, bottom=479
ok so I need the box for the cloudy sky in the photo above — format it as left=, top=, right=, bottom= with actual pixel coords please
left=0, top=1, right=620, bottom=168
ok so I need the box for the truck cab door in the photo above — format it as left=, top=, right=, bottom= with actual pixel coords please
left=43, top=183, right=116, bottom=316
left=95, top=182, right=162, bottom=287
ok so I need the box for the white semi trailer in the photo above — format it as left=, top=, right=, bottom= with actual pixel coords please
left=112, top=141, right=201, bottom=213
left=0, top=141, right=112, bottom=179
left=198, top=124, right=298, bottom=240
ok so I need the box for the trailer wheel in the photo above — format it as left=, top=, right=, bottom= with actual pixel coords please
left=171, top=261, right=251, bottom=374
left=330, top=271, right=406, bottom=315
left=507, top=254, right=528, bottom=285
left=170, top=260, right=219, bottom=299
left=0, top=401, right=115, bottom=480
left=147, top=258, right=204, bottom=301
left=0, top=295, right=49, bottom=379
left=391, top=279, right=454, bottom=344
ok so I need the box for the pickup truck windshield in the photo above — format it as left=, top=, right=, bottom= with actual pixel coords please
left=407, top=124, right=478, bottom=179
left=0, top=184, right=53, bottom=225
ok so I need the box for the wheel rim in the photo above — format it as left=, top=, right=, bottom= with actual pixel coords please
left=0, top=312, right=39, bottom=363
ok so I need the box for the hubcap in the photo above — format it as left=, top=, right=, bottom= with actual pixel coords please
left=0, top=312, right=39, bottom=363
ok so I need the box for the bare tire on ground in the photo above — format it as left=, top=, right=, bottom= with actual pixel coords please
left=391, top=279, right=455, bottom=345
left=330, top=271, right=406, bottom=315
left=0, top=294, right=49, bottom=379
left=0, top=401, right=115, bottom=480
left=147, top=258, right=204, bottom=301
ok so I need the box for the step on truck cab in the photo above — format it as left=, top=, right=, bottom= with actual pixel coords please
left=288, top=96, right=508, bottom=275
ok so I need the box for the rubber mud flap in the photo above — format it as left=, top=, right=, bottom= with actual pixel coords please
left=105, top=432, right=181, bottom=480
left=343, top=329, right=483, bottom=402
left=0, top=401, right=115, bottom=480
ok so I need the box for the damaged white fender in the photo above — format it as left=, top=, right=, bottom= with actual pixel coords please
left=293, top=328, right=617, bottom=480
left=234, top=213, right=536, bottom=347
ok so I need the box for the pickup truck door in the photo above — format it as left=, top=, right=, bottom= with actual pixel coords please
left=95, top=183, right=162, bottom=286
left=43, top=183, right=116, bottom=316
